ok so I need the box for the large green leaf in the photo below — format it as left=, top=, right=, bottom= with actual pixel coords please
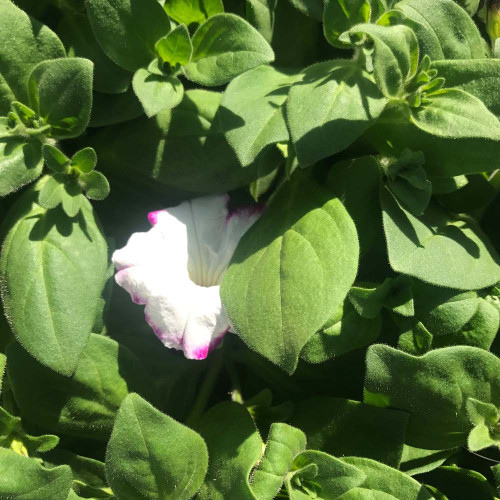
left=0, top=448, right=72, bottom=500
left=287, top=60, right=387, bottom=167
left=410, top=89, right=500, bottom=141
left=381, top=186, right=500, bottom=290
left=292, top=397, right=409, bottom=467
left=163, top=0, right=223, bottom=26
left=220, top=65, right=301, bottom=166
left=92, top=89, right=280, bottom=193
left=86, top=0, right=171, bottom=72
left=0, top=0, right=65, bottom=112
left=7, top=334, right=155, bottom=440
left=221, top=176, right=359, bottom=374
left=340, top=457, right=434, bottom=499
left=196, top=402, right=261, bottom=500
left=184, top=13, right=274, bottom=86
left=106, top=393, right=208, bottom=500
left=1, top=180, right=108, bottom=375
left=364, top=344, right=500, bottom=449
left=0, top=136, right=43, bottom=196
left=395, top=0, right=485, bottom=60
left=28, top=58, right=94, bottom=139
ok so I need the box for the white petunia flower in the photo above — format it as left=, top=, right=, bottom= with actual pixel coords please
left=112, top=194, right=262, bottom=360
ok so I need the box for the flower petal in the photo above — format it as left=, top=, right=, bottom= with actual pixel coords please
left=144, top=281, right=230, bottom=359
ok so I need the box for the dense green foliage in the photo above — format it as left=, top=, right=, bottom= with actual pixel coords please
left=0, top=0, right=500, bottom=498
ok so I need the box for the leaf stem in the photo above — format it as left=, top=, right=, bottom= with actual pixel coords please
left=185, top=348, right=224, bottom=428
left=226, top=361, right=244, bottom=404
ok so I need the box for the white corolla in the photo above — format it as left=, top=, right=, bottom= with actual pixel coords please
left=112, top=194, right=261, bottom=360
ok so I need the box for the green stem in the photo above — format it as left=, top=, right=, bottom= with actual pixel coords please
left=226, top=361, right=244, bottom=404
left=185, top=349, right=224, bottom=428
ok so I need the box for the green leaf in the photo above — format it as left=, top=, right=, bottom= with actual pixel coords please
left=292, top=397, right=409, bottom=468
left=90, top=89, right=280, bottom=193
left=155, top=24, right=193, bottom=67
left=132, top=69, right=184, bottom=117
left=28, top=58, right=94, bottom=139
left=326, top=156, right=382, bottom=256
left=431, top=59, right=500, bottom=119
left=38, top=174, right=67, bottom=209
left=184, top=13, right=274, bottom=86
left=454, top=0, right=480, bottom=15
left=0, top=181, right=108, bottom=375
left=221, top=176, right=359, bottom=374
left=411, top=282, right=481, bottom=336
left=0, top=448, right=72, bottom=500
left=287, top=60, right=387, bottom=167
left=430, top=299, right=500, bottom=351
left=86, top=0, right=171, bottom=72
left=79, top=171, right=110, bottom=200
left=164, top=0, right=224, bottom=26
left=300, top=300, right=382, bottom=363
left=197, top=402, right=262, bottom=500
left=323, top=0, right=371, bottom=48
left=286, top=451, right=366, bottom=500
left=246, top=0, right=278, bottom=43
left=395, top=0, right=485, bottom=60
left=7, top=334, right=155, bottom=440
left=410, top=89, right=500, bottom=141
left=349, top=276, right=414, bottom=319
left=44, top=449, right=109, bottom=498
left=364, top=344, right=500, bottom=449
left=341, top=23, right=419, bottom=97
left=58, top=12, right=130, bottom=95
left=251, top=423, right=306, bottom=499
left=366, top=103, right=500, bottom=177
left=220, top=65, right=301, bottom=166
left=106, top=393, right=208, bottom=500
left=71, top=147, right=97, bottom=174
left=384, top=149, right=431, bottom=216
left=42, top=144, right=70, bottom=174
left=340, top=457, right=434, bottom=499
left=399, top=445, right=457, bottom=476
left=0, top=0, right=65, bottom=113
left=380, top=187, right=500, bottom=290
left=0, top=137, right=43, bottom=196
left=424, top=465, right=497, bottom=500
left=61, top=181, right=84, bottom=218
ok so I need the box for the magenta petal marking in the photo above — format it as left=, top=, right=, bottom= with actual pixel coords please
left=148, top=210, right=164, bottom=226
left=192, top=345, right=209, bottom=360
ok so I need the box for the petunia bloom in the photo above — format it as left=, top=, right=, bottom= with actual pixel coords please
left=112, top=194, right=262, bottom=360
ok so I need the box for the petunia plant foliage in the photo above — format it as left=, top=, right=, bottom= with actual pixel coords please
left=0, top=0, right=500, bottom=498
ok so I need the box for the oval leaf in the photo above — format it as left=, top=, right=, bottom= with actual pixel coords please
left=105, top=393, right=208, bottom=500
left=1, top=180, right=108, bottom=375
left=221, top=176, right=359, bottom=374
left=184, top=13, right=274, bottom=86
